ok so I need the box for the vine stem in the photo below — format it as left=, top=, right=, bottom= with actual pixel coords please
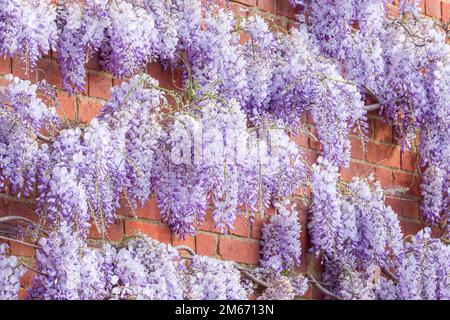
left=0, top=193, right=36, bottom=205
left=306, top=273, right=344, bottom=300
left=0, top=235, right=41, bottom=249
left=174, top=245, right=269, bottom=288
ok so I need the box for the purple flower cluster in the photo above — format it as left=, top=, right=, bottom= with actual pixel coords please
left=187, top=255, right=248, bottom=300
left=0, top=243, right=26, bottom=300
left=395, top=228, right=450, bottom=300
left=0, top=75, right=58, bottom=196
left=260, top=200, right=301, bottom=273
left=100, top=1, right=158, bottom=77
left=56, top=0, right=109, bottom=93
left=0, top=0, right=57, bottom=71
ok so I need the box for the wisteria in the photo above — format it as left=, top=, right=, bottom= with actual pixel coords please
left=260, top=200, right=302, bottom=273
left=0, top=0, right=57, bottom=72
left=0, top=0, right=449, bottom=302
left=0, top=243, right=25, bottom=300
left=56, top=0, right=110, bottom=93
left=187, top=255, right=248, bottom=300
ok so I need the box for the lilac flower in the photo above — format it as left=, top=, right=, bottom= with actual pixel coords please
left=260, top=200, right=302, bottom=273
left=187, top=255, right=248, bottom=300
left=100, top=1, right=158, bottom=77
left=0, top=243, right=26, bottom=300
left=0, top=0, right=57, bottom=71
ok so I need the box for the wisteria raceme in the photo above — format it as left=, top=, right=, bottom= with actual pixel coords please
left=100, top=75, right=164, bottom=208
left=0, top=243, right=26, bottom=300
left=421, top=167, right=446, bottom=226
left=152, top=114, right=209, bottom=237
left=396, top=228, right=450, bottom=300
left=342, top=176, right=404, bottom=268
left=28, top=222, right=83, bottom=300
left=0, top=0, right=57, bottom=71
left=133, top=0, right=179, bottom=62
left=187, top=255, right=248, bottom=300
left=260, top=200, right=302, bottom=273
left=37, top=128, right=90, bottom=232
left=173, top=0, right=201, bottom=52
left=123, top=236, right=185, bottom=299
left=186, top=7, right=248, bottom=103
left=100, top=0, right=158, bottom=77
left=241, top=15, right=278, bottom=121
left=322, top=259, right=376, bottom=300
left=0, top=75, right=58, bottom=196
left=270, top=27, right=366, bottom=167
left=308, top=157, right=343, bottom=256
left=56, top=0, right=110, bottom=93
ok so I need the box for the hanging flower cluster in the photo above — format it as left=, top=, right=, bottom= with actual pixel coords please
left=0, top=0, right=57, bottom=72
left=0, top=243, right=26, bottom=300
left=292, top=0, right=450, bottom=228
left=0, top=75, right=58, bottom=196
left=12, top=229, right=258, bottom=300
left=28, top=74, right=163, bottom=235
left=260, top=200, right=302, bottom=273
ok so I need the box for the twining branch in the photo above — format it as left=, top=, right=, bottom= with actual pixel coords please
left=306, top=273, right=344, bottom=300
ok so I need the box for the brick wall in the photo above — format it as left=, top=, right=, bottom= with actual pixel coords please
left=0, top=0, right=446, bottom=300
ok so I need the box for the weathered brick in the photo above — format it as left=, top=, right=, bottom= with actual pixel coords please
left=125, top=220, right=172, bottom=244
left=88, top=73, right=112, bottom=100
left=172, top=235, right=196, bottom=251
left=136, top=198, right=161, bottom=221
left=257, top=0, right=274, bottom=12
left=195, top=233, right=218, bottom=256
left=219, top=237, right=260, bottom=264
left=0, top=57, right=11, bottom=74
left=366, top=142, right=401, bottom=168
left=229, top=216, right=249, bottom=237
left=89, top=219, right=124, bottom=242
left=425, top=0, right=442, bottom=19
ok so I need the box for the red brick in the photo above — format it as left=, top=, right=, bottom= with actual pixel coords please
left=85, top=52, right=101, bottom=70
left=219, top=237, right=260, bottom=264
left=195, top=233, right=218, bottom=256
left=443, top=2, right=450, bottom=22
left=392, top=171, right=421, bottom=197
left=373, top=118, right=393, bottom=143
left=401, top=200, right=419, bottom=219
left=425, top=0, right=442, bottom=19
left=340, top=161, right=375, bottom=182
left=136, top=198, right=161, bottom=221
left=20, top=270, right=36, bottom=288
left=56, top=91, right=76, bottom=120
left=37, top=59, right=63, bottom=89
left=78, top=96, right=103, bottom=122
left=366, top=142, right=401, bottom=168
left=290, top=132, right=308, bottom=148
left=385, top=197, right=402, bottom=216
left=251, top=216, right=265, bottom=239
left=350, top=136, right=365, bottom=160
left=89, top=219, right=124, bottom=242
left=234, top=0, right=256, bottom=6
left=257, top=0, right=274, bottom=12
left=276, top=0, right=297, bottom=19
left=148, top=62, right=182, bottom=91
left=229, top=215, right=249, bottom=237
left=0, top=57, right=11, bottom=74
left=172, top=235, right=196, bottom=251
left=9, top=241, right=35, bottom=257
left=401, top=150, right=417, bottom=172
left=375, top=167, right=394, bottom=187
left=12, top=56, right=37, bottom=81
left=125, top=220, right=171, bottom=244
left=88, top=73, right=112, bottom=100
left=400, top=220, right=422, bottom=236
